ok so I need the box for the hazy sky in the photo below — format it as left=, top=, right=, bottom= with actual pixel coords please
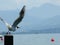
left=0, top=0, right=60, bottom=10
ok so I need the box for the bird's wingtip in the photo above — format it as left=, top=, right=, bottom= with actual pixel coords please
left=23, top=5, right=26, bottom=8
left=0, top=17, right=3, bottom=21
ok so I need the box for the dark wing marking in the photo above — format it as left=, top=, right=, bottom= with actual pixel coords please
left=0, top=17, right=6, bottom=24
left=12, top=5, right=25, bottom=27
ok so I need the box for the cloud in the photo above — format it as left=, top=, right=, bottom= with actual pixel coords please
left=0, top=0, right=17, bottom=10
left=16, top=0, right=60, bottom=10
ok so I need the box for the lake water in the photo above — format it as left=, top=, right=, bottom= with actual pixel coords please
left=0, top=34, right=60, bottom=45
left=14, top=34, right=60, bottom=45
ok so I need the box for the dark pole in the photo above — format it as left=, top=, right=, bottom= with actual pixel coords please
left=4, top=35, right=13, bottom=45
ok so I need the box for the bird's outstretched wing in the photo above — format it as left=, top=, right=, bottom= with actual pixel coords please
left=0, top=17, right=10, bottom=27
left=12, top=5, right=25, bottom=27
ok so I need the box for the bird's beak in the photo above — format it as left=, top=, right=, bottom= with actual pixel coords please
left=17, top=26, right=20, bottom=29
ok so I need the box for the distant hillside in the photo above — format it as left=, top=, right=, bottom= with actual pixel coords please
left=25, top=3, right=60, bottom=31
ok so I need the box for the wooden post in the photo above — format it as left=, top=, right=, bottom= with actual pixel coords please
left=4, top=35, right=13, bottom=45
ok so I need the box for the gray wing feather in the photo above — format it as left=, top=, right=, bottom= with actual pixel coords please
left=12, top=5, right=25, bottom=27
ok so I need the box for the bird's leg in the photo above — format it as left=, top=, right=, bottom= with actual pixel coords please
left=8, top=31, right=10, bottom=33
left=6, top=31, right=11, bottom=34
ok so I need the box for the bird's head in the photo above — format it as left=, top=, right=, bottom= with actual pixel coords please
left=16, top=26, right=20, bottom=29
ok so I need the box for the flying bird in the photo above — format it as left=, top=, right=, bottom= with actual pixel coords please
left=0, top=5, right=25, bottom=34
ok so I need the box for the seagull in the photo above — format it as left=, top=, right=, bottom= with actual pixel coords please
left=0, top=5, right=25, bottom=34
